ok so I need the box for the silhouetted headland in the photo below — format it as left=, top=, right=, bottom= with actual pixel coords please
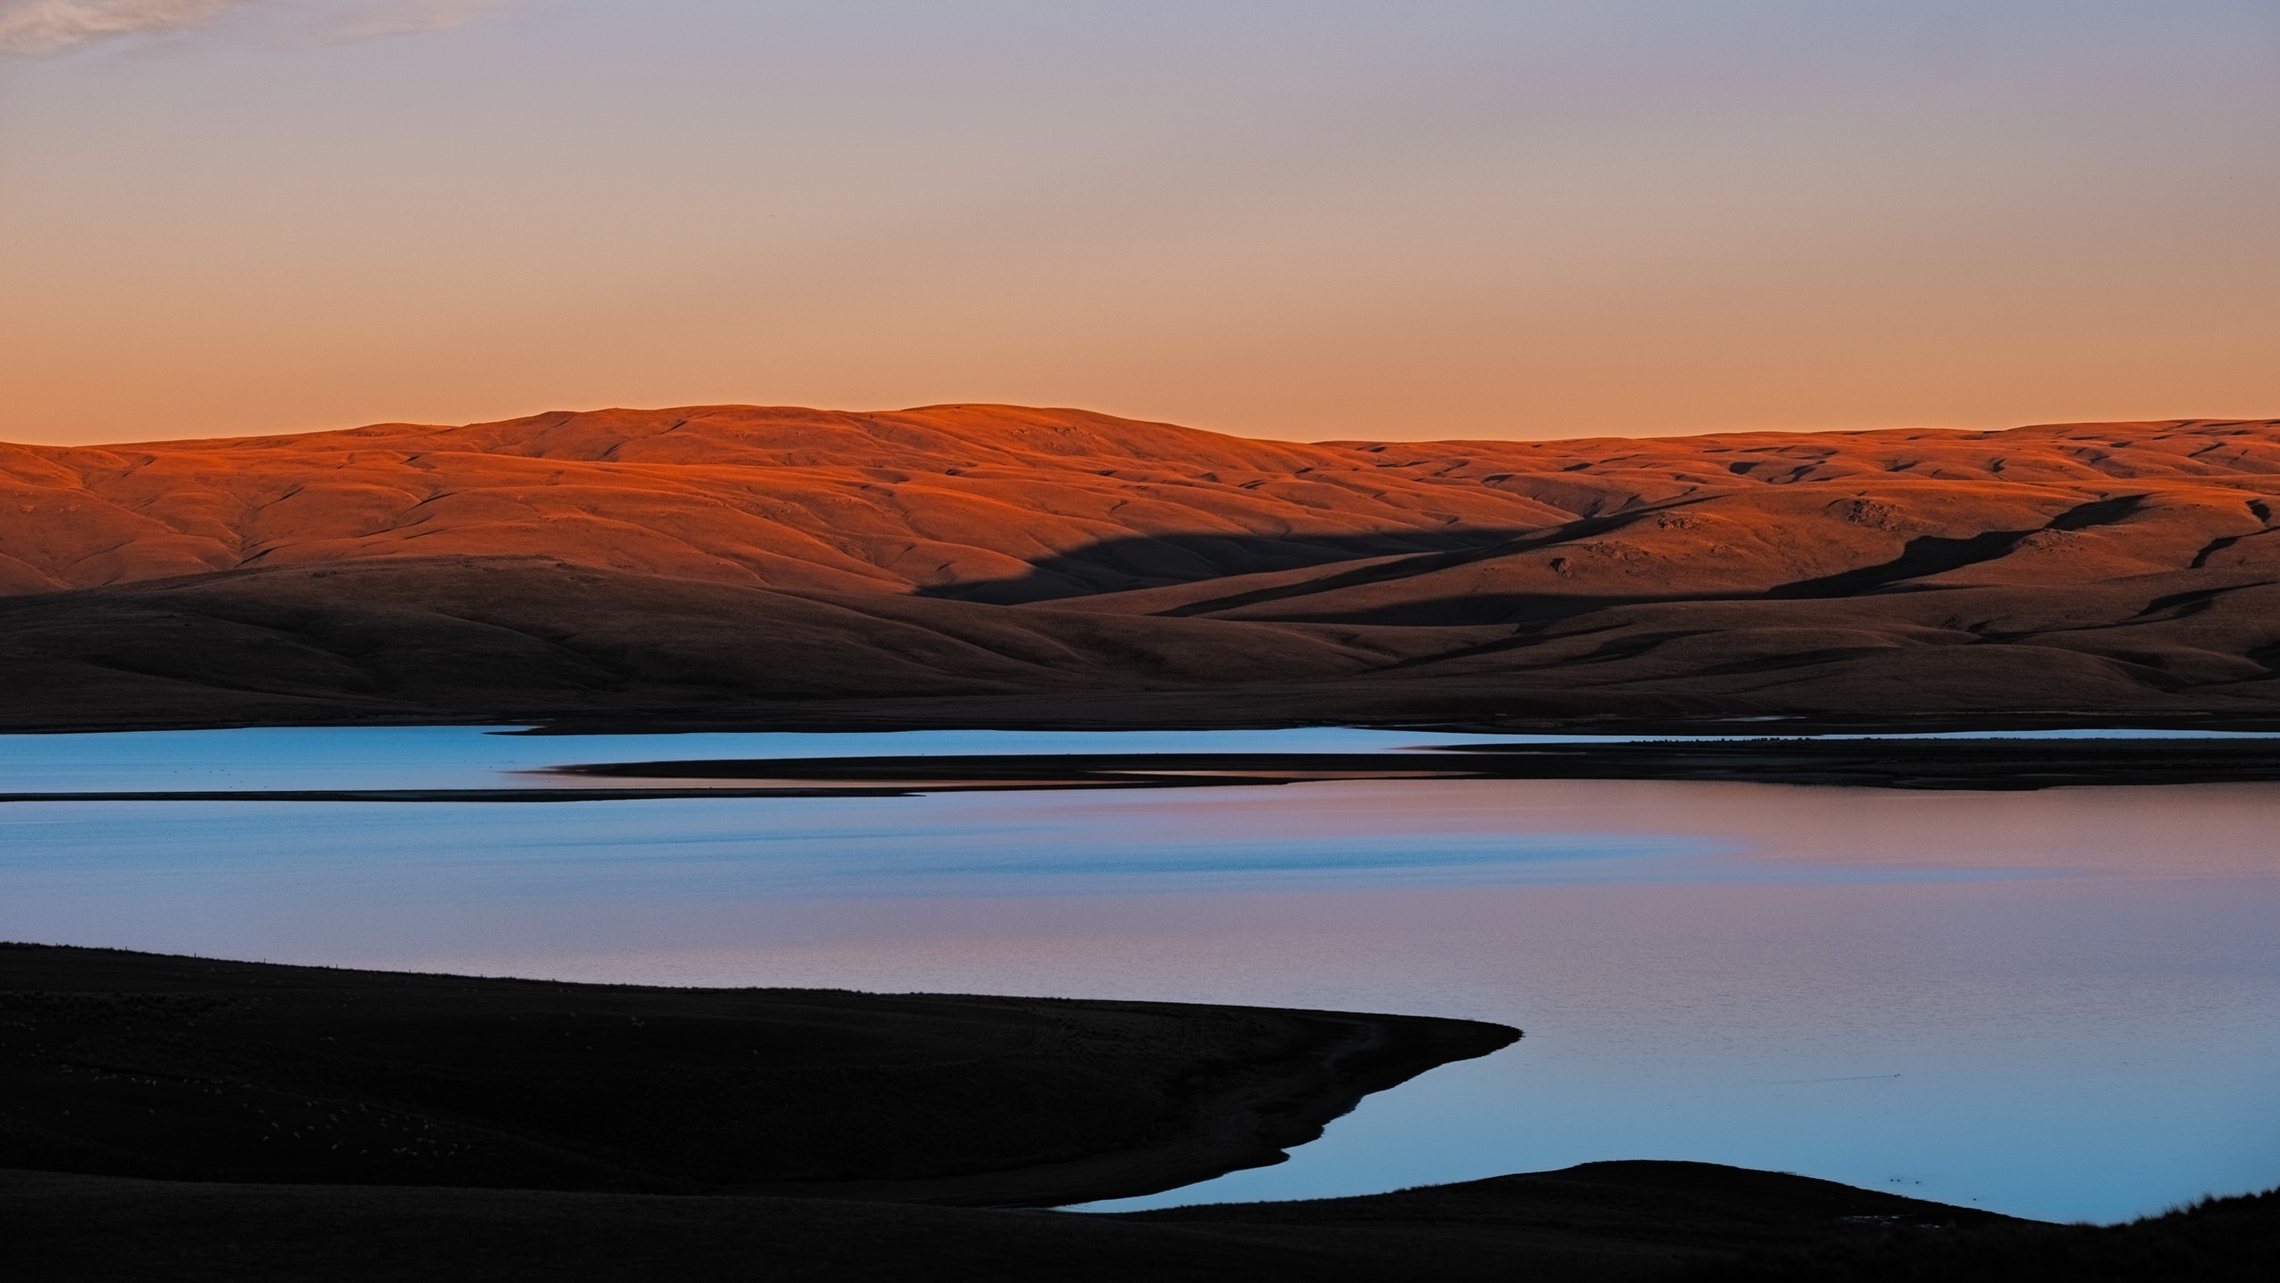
left=0, top=943, right=1513, bottom=1207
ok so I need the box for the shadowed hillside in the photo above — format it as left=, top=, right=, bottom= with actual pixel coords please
left=3, top=406, right=2277, bottom=729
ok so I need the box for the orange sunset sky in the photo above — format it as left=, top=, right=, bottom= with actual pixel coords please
left=2, top=0, right=2275, bottom=446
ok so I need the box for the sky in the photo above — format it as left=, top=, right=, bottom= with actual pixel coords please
left=1, top=1, right=2275, bottom=446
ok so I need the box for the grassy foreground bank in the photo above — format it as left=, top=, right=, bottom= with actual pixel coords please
left=5, top=945, right=2273, bottom=1280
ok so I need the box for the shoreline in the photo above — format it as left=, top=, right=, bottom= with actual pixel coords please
left=9, top=737, right=2280, bottom=802
left=10, top=708, right=2280, bottom=738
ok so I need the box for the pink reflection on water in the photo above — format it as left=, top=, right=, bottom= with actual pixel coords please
left=5, top=777, right=2279, bottom=1222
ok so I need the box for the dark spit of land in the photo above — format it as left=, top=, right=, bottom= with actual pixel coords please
left=0, top=943, right=1513, bottom=1207
left=548, top=737, right=2280, bottom=793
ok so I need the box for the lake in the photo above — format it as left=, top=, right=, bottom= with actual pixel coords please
left=2, top=726, right=2276, bottom=1224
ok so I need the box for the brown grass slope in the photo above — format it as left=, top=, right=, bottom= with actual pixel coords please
left=3, top=406, right=2277, bottom=728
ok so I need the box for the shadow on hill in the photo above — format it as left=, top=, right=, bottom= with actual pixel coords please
left=1769, top=495, right=2149, bottom=600
left=915, top=527, right=1541, bottom=605
left=927, top=495, right=2158, bottom=625
left=917, top=505, right=1724, bottom=607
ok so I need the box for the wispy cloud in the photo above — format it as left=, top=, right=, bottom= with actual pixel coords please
left=0, top=0, right=517, bottom=56
left=0, top=0, right=253, bottom=55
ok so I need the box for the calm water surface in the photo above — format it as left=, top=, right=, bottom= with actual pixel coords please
left=2, top=728, right=2276, bottom=1223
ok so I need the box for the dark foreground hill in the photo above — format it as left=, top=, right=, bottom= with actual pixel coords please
left=14, top=1163, right=2272, bottom=1283
left=4, top=407, right=2280, bottom=730
left=0, top=1160, right=2026, bottom=1283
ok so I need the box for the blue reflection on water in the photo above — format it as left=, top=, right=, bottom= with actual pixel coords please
left=0, top=796, right=1741, bottom=901
left=0, top=725, right=1546, bottom=791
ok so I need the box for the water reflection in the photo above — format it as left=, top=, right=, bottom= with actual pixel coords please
left=0, top=760, right=2275, bottom=1225
left=0, top=725, right=1547, bottom=792
left=2, top=724, right=2268, bottom=793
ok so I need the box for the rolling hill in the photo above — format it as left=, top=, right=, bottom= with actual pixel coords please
left=3, top=404, right=2276, bottom=730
